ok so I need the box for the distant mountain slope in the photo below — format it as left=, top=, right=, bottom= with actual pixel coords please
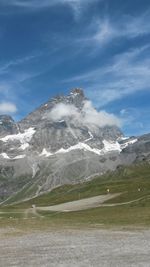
left=0, top=88, right=149, bottom=203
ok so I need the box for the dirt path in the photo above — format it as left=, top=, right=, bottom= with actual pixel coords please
left=37, top=193, right=121, bottom=212
left=100, top=195, right=150, bottom=207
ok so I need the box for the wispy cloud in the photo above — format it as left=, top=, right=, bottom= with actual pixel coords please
left=1, top=0, right=98, bottom=8
left=0, top=0, right=99, bottom=19
left=119, top=107, right=150, bottom=136
left=0, top=54, right=41, bottom=74
left=63, top=45, right=150, bottom=106
left=89, top=10, right=150, bottom=47
left=49, top=10, right=150, bottom=59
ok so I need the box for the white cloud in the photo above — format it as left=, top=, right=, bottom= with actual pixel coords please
left=1, top=0, right=99, bottom=18
left=48, top=100, right=121, bottom=128
left=0, top=102, right=17, bottom=114
left=2, top=0, right=97, bottom=8
left=94, top=11, right=150, bottom=44
left=123, top=11, right=150, bottom=38
left=0, top=54, right=41, bottom=74
left=82, top=100, right=121, bottom=127
left=48, top=102, right=79, bottom=121
left=64, top=45, right=150, bottom=106
left=93, top=19, right=117, bottom=45
left=119, top=107, right=150, bottom=136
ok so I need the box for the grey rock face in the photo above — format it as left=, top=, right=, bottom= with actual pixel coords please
left=0, top=89, right=149, bottom=203
left=122, top=134, right=150, bottom=162
left=0, top=115, right=19, bottom=137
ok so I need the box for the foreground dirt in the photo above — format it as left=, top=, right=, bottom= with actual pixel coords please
left=0, top=228, right=150, bottom=267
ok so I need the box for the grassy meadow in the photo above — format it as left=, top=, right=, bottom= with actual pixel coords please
left=0, top=162, right=150, bottom=229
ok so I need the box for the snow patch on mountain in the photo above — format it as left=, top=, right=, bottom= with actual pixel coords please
left=39, top=137, right=138, bottom=159
left=0, top=127, right=36, bottom=144
left=85, top=131, right=94, bottom=142
left=119, top=136, right=129, bottom=141
left=13, top=155, right=26, bottom=160
left=0, top=153, right=26, bottom=160
left=19, top=143, right=30, bottom=150
left=103, top=140, right=121, bottom=152
left=40, top=139, right=122, bottom=158
left=40, top=148, right=53, bottom=157
left=55, top=140, right=122, bottom=155
left=56, top=143, right=103, bottom=155
left=120, top=138, right=138, bottom=149
left=0, top=153, right=10, bottom=159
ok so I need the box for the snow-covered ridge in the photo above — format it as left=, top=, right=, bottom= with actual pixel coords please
left=13, top=155, right=26, bottom=159
left=19, top=143, right=30, bottom=150
left=40, top=138, right=138, bottom=158
left=56, top=140, right=121, bottom=155
left=118, top=136, right=129, bottom=141
left=85, top=131, right=94, bottom=142
left=56, top=143, right=102, bottom=155
left=0, top=153, right=26, bottom=160
left=0, top=153, right=10, bottom=159
left=40, top=148, right=53, bottom=157
left=40, top=140, right=122, bottom=158
left=120, top=138, right=138, bottom=149
left=103, top=140, right=121, bottom=152
left=58, top=120, right=65, bottom=123
left=0, top=127, right=36, bottom=150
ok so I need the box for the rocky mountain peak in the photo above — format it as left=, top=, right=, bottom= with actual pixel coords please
left=16, top=88, right=123, bottom=154
left=0, top=114, right=14, bottom=122
left=70, top=88, right=84, bottom=97
left=67, top=88, right=86, bottom=108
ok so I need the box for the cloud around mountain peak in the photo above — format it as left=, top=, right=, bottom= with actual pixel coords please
left=48, top=100, right=121, bottom=128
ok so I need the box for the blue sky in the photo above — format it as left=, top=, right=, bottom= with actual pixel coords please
left=0, top=0, right=150, bottom=136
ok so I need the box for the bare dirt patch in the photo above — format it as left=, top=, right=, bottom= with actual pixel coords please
left=0, top=228, right=150, bottom=267
left=37, top=193, right=120, bottom=212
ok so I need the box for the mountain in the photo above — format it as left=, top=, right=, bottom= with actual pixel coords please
left=0, top=115, right=19, bottom=137
left=0, top=88, right=149, bottom=204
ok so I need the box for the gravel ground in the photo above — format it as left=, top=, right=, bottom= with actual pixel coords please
left=0, top=228, right=150, bottom=267
left=37, top=193, right=120, bottom=212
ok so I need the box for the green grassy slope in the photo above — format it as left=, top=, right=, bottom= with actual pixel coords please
left=4, top=162, right=150, bottom=209
left=0, top=162, right=150, bottom=228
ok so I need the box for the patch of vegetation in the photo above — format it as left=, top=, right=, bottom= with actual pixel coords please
left=37, top=204, right=150, bottom=227
left=0, top=162, right=150, bottom=229
left=6, top=162, right=150, bottom=209
left=0, top=203, right=150, bottom=230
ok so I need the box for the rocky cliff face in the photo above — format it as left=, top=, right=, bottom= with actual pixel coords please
left=0, top=89, right=149, bottom=204
left=0, top=115, right=19, bottom=137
